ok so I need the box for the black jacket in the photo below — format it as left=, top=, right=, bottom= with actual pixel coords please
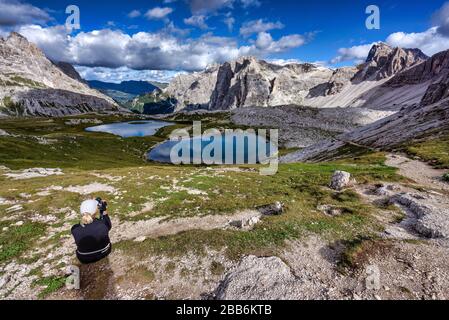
left=71, top=215, right=112, bottom=264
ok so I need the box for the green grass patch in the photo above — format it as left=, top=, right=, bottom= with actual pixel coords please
left=0, top=221, right=47, bottom=263
left=338, top=237, right=392, bottom=272
left=32, top=276, right=66, bottom=299
left=443, top=172, right=449, bottom=183
left=404, top=134, right=449, bottom=169
left=10, top=76, right=46, bottom=89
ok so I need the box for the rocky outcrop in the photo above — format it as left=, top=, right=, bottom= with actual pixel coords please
left=392, top=193, right=449, bottom=239
left=208, top=57, right=334, bottom=110
left=53, top=61, right=87, bottom=84
left=0, top=32, right=123, bottom=117
left=164, top=64, right=220, bottom=111
left=354, top=42, right=428, bottom=82
left=214, top=255, right=301, bottom=300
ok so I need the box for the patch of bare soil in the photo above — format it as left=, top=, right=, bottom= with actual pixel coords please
left=111, top=210, right=262, bottom=243
left=386, top=154, right=449, bottom=192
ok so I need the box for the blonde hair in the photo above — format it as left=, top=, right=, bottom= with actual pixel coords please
left=81, top=214, right=94, bottom=226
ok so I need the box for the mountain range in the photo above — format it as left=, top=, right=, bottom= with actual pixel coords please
left=0, top=32, right=448, bottom=158
left=164, top=42, right=429, bottom=112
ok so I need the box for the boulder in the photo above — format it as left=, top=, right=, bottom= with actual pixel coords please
left=329, top=171, right=352, bottom=191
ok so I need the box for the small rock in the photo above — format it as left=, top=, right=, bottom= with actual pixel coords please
left=134, top=236, right=147, bottom=243
left=230, top=215, right=261, bottom=229
left=375, top=185, right=390, bottom=196
left=330, top=171, right=352, bottom=191
left=15, top=221, right=24, bottom=226
left=256, top=202, right=284, bottom=216
left=317, top=205, right=343, bottom=216
left=6, top=204, right=23, bottom=213
left=0, top=275, right=11, bottom=289
left=387, top=185, right=400, bottom=191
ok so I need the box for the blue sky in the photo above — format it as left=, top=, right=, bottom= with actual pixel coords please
left=1, top=0, right=449, bottom=82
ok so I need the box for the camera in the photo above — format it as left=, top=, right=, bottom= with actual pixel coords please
left=95, top=197, right=108, bottom=216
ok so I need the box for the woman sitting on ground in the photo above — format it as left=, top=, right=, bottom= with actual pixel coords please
left=71, top=199, right=112, bottom=264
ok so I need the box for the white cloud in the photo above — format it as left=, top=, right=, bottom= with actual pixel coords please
left=184, top=15, right=209, bottom=30
left=145, top=7, right=174, bottom=20
left=127, top=10, right=141, bottom=18
left=240, top=19, right=284, bottom=37
left=76, top=66, right=180, bottom=83
left=251, top=32, right=305, bottom=53
left=0, top=0, right=51, bottom=27
left=268, top=58, right=303, bottom=66
left=386, top=27, right=449, bottom=56
left=330, top=43, right=374, bottom=64
left=15, top=26, right=307, bottom=72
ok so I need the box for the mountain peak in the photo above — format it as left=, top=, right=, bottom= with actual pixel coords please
left=357, top=42, right=428, bottom=81
left=366, top=42, right=393, bottom=63
left=6, top=32, right=29, bottom=45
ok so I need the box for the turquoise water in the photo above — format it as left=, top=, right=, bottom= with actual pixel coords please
left=85, top=120, right=172, bottom=138
left=148, top=133, right=277, bottom=165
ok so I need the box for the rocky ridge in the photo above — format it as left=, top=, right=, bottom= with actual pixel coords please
left=0, top=32, right=123, bottom=117
left=164, top=43, right=429, bottom=112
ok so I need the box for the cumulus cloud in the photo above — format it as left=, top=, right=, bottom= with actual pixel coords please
left=330, top=43, right=374, bottom=64
left=184, top=15, right=209, bottom=30
left=251, top=32, right=305, bottom=53
left=0, top=0, right=51, bottom=27
left=145, top=7, right=174, bottom=20
left=240, top=19, right=284, bottom=37
left=386, top=27, right=449, bottom=56
left=76, top=66, right=180, bottom=83
left=15, top=25, right=307, bottom=72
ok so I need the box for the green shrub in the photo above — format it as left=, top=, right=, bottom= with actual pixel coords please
left=443, top=172, right=449, bottom=183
